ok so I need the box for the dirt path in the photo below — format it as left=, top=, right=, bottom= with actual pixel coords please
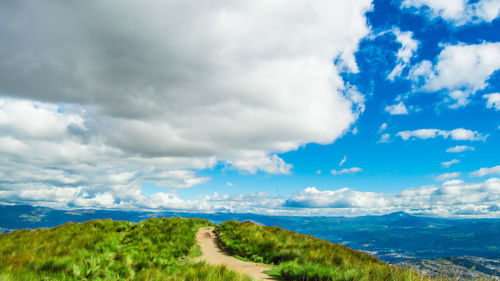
left=194, top=227, right=274, bottom=280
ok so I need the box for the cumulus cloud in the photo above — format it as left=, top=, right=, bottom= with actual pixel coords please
left=387, top=28, right=419, bottom=80
left=285, top=187, right=387, bottom=208
left=284, top=178, right=500, bottom=218
left=398, top=129, right=441, bottom=140
left=0, top=97, right=214, bottom=192
left=409, top=42, right=500, bottom=108
left=0, top=182, right=279, bottom=213
left=470, top=165, right=500, bottom=177
left=446, top=145, right=475, bottom=153
left=0, top=1, right=373, bottom=204
left=229, top=154, right=293, bottom=175
left=435, top=172, right=461, bottom=181
left=143, top=170, right=210, bottom=189
left=2, top=177, right=500, bottom=218
left=331, top=167, right=362, bottom=175
left=397, top=128, right=485, bottom=141
left=401, top=0, right=500, bottom=26
left=484, top=93, right=500, bottom=110
left=385, top=101, right=409, bottom=115
left=443, top=179, right=464, bottom=186
left=441, top=159, right=460, bottom=168
left=0, top=99, right=85, bottom=140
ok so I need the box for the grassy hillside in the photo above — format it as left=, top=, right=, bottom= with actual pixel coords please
left=2, top=217, right=495, bottom=281
left=216, top=220, right=433, bottom=281
left=0, top=218, right=251, bottom=281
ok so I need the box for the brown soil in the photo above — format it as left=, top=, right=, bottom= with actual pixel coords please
left=194, top=227, right=275, bottom=280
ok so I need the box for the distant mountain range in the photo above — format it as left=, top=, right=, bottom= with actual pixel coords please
left=1, top=205, right=499, bottom=263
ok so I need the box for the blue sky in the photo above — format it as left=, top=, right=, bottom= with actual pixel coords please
left=177, top=0, right=500, bottom=200
left=0, top=0, right=499, bottom=217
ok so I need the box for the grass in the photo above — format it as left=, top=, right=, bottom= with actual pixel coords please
left=1, top=217, right=496, bottom=281
left=0, top=217, right=251, bottom=281
left=216, top=220, right=464, bottom=281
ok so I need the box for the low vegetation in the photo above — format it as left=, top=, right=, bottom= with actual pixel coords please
left=2, top=217, right=496, bottom=280
left=0, top=217, right=251, bottom=281
left=217, top=220, right=432, bottom=281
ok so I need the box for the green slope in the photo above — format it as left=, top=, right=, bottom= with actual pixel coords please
left=216, top=220, right=433, bottom=281
left=0, top=218, right=250, bottom=281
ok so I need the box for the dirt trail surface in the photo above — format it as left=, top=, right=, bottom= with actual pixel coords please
left=195, top=227, right=274, bottom=280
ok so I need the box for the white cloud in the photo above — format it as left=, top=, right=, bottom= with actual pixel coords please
left=409, top=42, right=500, bottom=108
left=379, top=123, right=388, bottom=132
left=0, top=184, right=286, bottom=214
left=378, top=133, right=391, bottom=143
left=446, top=145, right=475, bottom=153
left=388, top=28, right=419, bottom=80
left=401, top=0, right=500, bottom=26
left=0, top=98, right=85, bottom=140
left=230, top=154, right=293, bottom=175
left=285, top=187, right=387, bottom=208
left=353, top=127, right=360, bottom=135
left=484, top=93, right=500, bottom=110
left=143, top=170, right=210, bottom=189
left=2, top=178, right=500, bottom=218
left=385, top=101, right=409, bottom=115
left=284, top=178, right=500, bottom=218
left=443, top=179, right=464, bottom=186
left=331, top=167, right=362, bottom=175
left=0, top=1, right=372, bottom=176
left=435, top=172, right=461, bottom=181
left=339, top=155, right=347, bottom=166
left=449, top=128, right=486, bottom=141
left=397, top=129, right=442, bottom=140
left=227, top=182, right=234, bottom=187
left=448, top=90, right=472, bottom=108
left=442, top=159, right=460, bottom=168
left=397, top=128, right=485, bottom=141
left=470, top=165, right=500, bottom=177
left=0, top=1, right=374, bottom=206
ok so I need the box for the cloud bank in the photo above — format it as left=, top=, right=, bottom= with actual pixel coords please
left=0, top=1, right=372, bottom=199
left=2, top=178, right=500, bottom=218
left=284, top=178, right=500, bottom=218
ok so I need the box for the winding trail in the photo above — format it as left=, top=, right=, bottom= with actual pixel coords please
left=194, top=227, right=274, bottom=280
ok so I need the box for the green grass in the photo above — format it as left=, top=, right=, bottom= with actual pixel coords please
left=216, top=220, right=432, bottom=281
left=0, top=217, right=251, bottom=281
left=2, top=217, right=495, bottom=281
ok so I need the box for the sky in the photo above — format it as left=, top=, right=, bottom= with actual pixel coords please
left=0, top=0, right=499, bottom=218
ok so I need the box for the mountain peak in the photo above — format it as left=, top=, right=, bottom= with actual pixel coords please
left=385, top=211, right=412, bottom=218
